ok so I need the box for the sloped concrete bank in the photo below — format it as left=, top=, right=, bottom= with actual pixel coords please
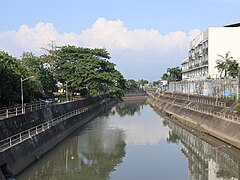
left=149, top=94, right=240, bottom=150
left=0, top=97, right=115, bottom=180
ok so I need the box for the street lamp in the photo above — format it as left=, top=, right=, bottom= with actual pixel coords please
left=65, top=79, right=75, bottom=102
left=21, top=76, right=35, bottom=114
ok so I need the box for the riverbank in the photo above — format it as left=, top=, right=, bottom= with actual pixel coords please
left=148, top=92, right=240, bottom=150
left=0, top=97, right=115, bottom=180
left=122, top=91, right=148, bottom=100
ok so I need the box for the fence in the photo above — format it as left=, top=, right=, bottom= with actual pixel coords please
left=150, top=94, right=240, bottom=124
left=0, top=97, right=80, bottom=120
left=0, top=99, right=107, bottom=152
left=169, top=78, right=239, bottom=99
left=0, top=101, right=53, bottom=120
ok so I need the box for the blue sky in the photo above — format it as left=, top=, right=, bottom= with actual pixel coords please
left=1, top=0, right=240, bottom=81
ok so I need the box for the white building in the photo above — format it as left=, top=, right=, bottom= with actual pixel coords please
left=182, top=22, right=240, bottom=80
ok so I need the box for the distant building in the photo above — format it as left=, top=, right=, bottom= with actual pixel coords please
left=182, top=22, right=240, bottom=80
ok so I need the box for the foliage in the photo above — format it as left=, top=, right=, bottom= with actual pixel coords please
left=227, top=59, right=239, bottom=78
left=137, top=79, right=148, bottom=90
left=236, top=103, right=240, bottom=116
left=125, top=79, right=139, bottom=90
left=0, top=51, right=41, bottom=106
left=0, top=45, right=126, bottom=107
left=21, top=52, right=57, bottom=96
left=116, top=104, right=140, bottom=117
left=161, top=67, right=182, bottom=82
left=0, top=51, right=22, bottom=106
left=53, top=46, right=126, bottom=99
left=153, top=80, right=160, bottom=86
left=215, top=52, right=239, bottom=78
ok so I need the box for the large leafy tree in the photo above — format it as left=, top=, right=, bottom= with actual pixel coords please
left=0, top=51, right=22, bottom=106
left=125, top=79, right=139, bottom=90
left=215, top=52, right=239, bottom=78
left=54, top=46, right=125, bottom=99
left=0, top=51, right=41, bottom=106
left=0, top=45, right=126, bottom=107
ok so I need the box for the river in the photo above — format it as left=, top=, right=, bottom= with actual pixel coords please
left=17, top=99, right=240, bottom=180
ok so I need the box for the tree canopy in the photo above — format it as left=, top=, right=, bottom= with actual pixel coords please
left=0, top=46, right=126, bottom=107
left=52, top=46, right=125, bottom=99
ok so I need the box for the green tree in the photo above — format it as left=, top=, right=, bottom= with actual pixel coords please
left=153, top=80, right=160, bottom=86
left=227, top=59, right=239, bottom=78
left=161, top=67, right=182, bottom=82
left=0, top=51, right=22, bottom=106
left=54, top=46, right=125, bottom=99
left=215, top=52, right=239, bottom=78
left=0, top=51, right=39, bottom=106
left=125, top=79, right=139, bottom=90
left=161, top=73, right=169, bottom=81
left=137, top=79, right=148, bottom=90
left=21, top=52, right=56, bottom=97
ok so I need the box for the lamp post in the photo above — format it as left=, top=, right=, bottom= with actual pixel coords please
left=21, top=76, right=35, bottom=114
left=65, top=79, right=75, bottom=102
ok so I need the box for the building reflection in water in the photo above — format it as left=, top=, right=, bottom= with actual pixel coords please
left=163, top=119, right=240, bottom=180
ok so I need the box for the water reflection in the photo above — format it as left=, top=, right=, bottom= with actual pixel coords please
left=163, top=119, right=240, bottom=180
left=17, top=119, right=126, bottom=180
left=110, top=100, right=169, bottom=145
left=17, top=99, right=240, bottom=180
left=112, top=99, right=146, bottom=117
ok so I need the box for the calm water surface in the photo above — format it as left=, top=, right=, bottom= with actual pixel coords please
left=17, top=100, right=240, bottom=180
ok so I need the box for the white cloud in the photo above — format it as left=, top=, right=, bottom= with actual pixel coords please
left=110, top=115, right=169, bottom=145
left=0, top=18, right=201, bottom=80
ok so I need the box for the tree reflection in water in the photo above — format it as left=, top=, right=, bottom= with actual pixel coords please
left=113, top=99, right=146, bottom=117
left=17, top=119, right=126, bottom=180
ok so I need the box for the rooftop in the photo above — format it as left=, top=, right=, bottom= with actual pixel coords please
left=224, top=22, right=240, bottom=27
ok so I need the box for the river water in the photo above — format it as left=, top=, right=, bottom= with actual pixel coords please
left=17, top=99, right=240, bottom=180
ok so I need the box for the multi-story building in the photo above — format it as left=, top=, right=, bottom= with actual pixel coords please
left=182, top=22, right=240, bottom=80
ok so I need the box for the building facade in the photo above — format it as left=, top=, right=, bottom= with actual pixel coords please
left=182, top=23, right=240, bottom=80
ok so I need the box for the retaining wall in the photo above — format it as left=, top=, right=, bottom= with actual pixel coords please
left=0, top=97, right=115, bottom=179
left=149, top=94, right=240, bottom=150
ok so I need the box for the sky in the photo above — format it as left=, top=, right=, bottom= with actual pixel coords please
left=0, top=0, right=240, bottom=81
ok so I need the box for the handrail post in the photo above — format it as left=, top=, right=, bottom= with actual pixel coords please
left=6, top=109, right=8, bottom=118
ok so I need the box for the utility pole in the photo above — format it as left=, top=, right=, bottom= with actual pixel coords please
left=237, top=66, right=240, bottom=100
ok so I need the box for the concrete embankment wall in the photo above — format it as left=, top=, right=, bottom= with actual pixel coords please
left=122, top=92, right=148, bottom=100
left=0, top=97, right=115, bottom=179
left=149, top=95, right=240, bottom=149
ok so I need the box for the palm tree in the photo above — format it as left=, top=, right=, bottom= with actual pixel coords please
left=215, top=60, right=227, bottom=78
left=215, top=52, right=238, bottom=78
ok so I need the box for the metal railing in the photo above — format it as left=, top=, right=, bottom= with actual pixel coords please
left=163, top=93, right=227, bottom=107
left=150, top=94, right=240, bottom=124
left=0, top=99, right=107, bottom=152
left=0, top=97, right=81, bottom=120
left=0, top=101, right=53, bottom=120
